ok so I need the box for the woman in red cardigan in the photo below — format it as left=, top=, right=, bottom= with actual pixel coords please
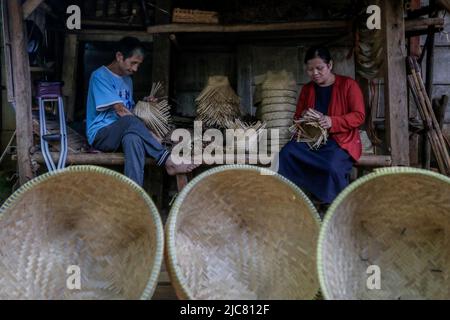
left=278, top=46, right=365, bottom=209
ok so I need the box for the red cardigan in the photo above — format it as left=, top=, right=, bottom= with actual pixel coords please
left=294, top=75, right=366, bottom=161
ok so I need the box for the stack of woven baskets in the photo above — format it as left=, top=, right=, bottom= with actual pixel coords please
left=258, top=71, right=298, bottom=148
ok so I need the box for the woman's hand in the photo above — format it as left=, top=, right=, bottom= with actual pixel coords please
left=303, top=108, right=323, bottom=121
left=302, top=108, right=332, bottom=129
left=319, top=115, right=332, bottom=129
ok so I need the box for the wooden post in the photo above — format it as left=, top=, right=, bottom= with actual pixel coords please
left=150, top=0, right=172, bottom=208
left=62, top=34, right=79, bottom=122
left=237, top=45, right=253, bottom=116
left=423, top=0, right=437, bottom=169
left=382, top=0, right=410, bottom=166
left=151, top=0, right=171, bottom=96
left=8, top=0, right=35, bottom=184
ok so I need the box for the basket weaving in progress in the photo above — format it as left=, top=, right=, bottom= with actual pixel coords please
left=133, top=82, right=172, bottom=139
left=166, top=165, right=321, bottom=300
left=0, top=166, right=164, bottom=300
left=318, top=167, right=450, bottom=300
left=290, top=119, right=328, bottom=150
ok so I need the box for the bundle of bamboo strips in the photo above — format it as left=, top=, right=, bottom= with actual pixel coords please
left=133, top=82, right=172, bottom=139
left=406, top=56, right=450, bottom=175
left=195, top=76, right=241, bottom=128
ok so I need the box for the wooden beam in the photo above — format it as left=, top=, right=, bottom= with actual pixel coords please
left=22, top=0, right=44, bottom=19
left=147, top=20, right=351, bottom=34
left=31, top=152, right=156, bottom=166
left=404, top=17, right=444, bottom=32
left=382, top=0, right=410, bottom=166
left=8, top=0, right=35, bottom=184
left=81, top=19, right=144, bottom=29
left=62, top=34, right=78, bottom=122
left=147, top=18, right=443, bottom=35
left=73, top=30, right=154, bottom=42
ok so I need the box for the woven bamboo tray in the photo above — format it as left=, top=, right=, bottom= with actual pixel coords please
left=166, top=165, right=321, bottom=300
left=0, top=166, right=164, bottom=300
left=318, top=167, right=450, bottom=300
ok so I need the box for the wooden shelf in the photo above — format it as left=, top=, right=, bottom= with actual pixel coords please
left=71, top=29, right=154, bottom=42
left=146, top=17, right=445, bottom=35
left=147, top=20, right=351, bottom=34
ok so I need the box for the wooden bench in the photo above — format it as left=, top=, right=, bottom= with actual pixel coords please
left=31, top=151, right=392, bottom=192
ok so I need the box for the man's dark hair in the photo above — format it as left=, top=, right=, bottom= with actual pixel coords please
left=115, top=36, right=146, bottom=59
left=304, top=46, right=332, bottom=64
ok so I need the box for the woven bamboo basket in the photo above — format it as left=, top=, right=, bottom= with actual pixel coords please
left=0, top=166, right=164, bottom=300
left=261, top=104, right=297, bottom=114
left=318, top=167, right=450, bottom=300
left=262, top=97, right=298, bottom=105
left=261, top=90, right=298, bottom=99
left=166, top=165, right=321, bottom=300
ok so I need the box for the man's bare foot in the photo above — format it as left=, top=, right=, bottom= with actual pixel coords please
left=165, top=157, right=200, bottom=176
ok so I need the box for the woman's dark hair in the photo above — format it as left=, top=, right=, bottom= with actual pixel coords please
left=304, top=46, right=332, bottom=64
left=115, top=36, right=146, bottom=59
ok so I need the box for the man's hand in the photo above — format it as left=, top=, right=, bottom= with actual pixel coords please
left=143, top=96, right=158, bottom=103
left=113, top=103, right=133, bottom=117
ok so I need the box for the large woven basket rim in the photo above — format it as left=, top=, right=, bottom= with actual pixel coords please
left=0, top=165, right=164, bottom=300
left=316, top=166, right=450, bottom=300
left=166, top=164, right=321, bottom=300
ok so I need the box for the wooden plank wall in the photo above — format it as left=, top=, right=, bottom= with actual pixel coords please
left=173, top=44, right=355, bottom=118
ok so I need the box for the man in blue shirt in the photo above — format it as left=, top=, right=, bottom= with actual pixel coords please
left=86, top=37, right=197, bottom=186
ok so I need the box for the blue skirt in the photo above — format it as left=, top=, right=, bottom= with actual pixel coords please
left=278, top=139, right=354, bottom=204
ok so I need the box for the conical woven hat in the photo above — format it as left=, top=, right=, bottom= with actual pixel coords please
left=0, top=166, right=164, bottom=300
left=166, top=165, right=321, bottom=300
left=262, top=70, right=297, bottom=91
left=318, top=167, right=450, bottom=300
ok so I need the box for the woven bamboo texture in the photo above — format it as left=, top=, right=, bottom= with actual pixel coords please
left=258, top=71, right=298, bottom=148
left=0, top=166, right=164, bottom=300
left=172, top=8, right=219, bottom=24
left=166, top=165, right=321, bottom=300
left=195, top=76, right=242, bottom=129
left=318, top=167, right=450, bottom=300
